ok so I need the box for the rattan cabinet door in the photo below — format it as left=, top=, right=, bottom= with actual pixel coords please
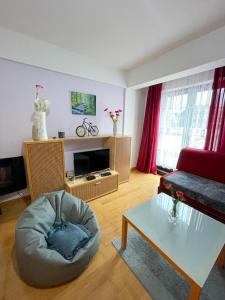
left=115, top=137, right=131, bottom=183
left=24, top=141, right=65, bottom=200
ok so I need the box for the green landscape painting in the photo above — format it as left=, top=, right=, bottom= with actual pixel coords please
left=71, top=91, right=96, bottom=115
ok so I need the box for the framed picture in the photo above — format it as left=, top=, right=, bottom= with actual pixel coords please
left=71, top=91, right=96, bottom=115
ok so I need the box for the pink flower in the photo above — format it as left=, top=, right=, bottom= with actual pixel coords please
left=164, top=183, right=172, bottom=190
left=176, top=191, right=186, bottom=201
left=105, top=107, right=122, bottom=122
left=176, top=191, right=184, bottom=198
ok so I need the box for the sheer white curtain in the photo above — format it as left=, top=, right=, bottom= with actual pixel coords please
left=156, top=70, right=214, bottom=170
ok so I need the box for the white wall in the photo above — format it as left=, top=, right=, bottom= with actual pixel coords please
left=125, top=27, right=225, bottom=168
left=2, top=24, right=225, bottom=90
left=124, top=88, right=147, bottom=167
left=1, top=23, right=225, bottom=170
left=127, top=25, right=225, bottom=88
left=0, top=27, right=126, bottom=87
left=0, top=58, right=124, bottom=203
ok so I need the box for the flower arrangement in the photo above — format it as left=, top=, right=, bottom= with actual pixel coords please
left=164, top=183, right=186, bottom=222
left=34, top=84, right=49, bottom=112
left=104, top=108, right=123, bottom=123
left=32, top=85, right=49, bottom=140
left=164, top=183, right=186, bottom=203
left=104, top=107, right=123, bottom=136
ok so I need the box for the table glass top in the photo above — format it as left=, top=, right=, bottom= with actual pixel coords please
left=123, top=193, right=225, bottom=287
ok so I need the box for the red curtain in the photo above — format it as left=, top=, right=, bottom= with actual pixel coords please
left=136, top=83, right=162, bottom=174
left=205, top=67, right=225, bottom=152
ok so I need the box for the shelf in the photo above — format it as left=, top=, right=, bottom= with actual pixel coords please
left=24, top=135, right=113, bottom=144
left=24, top=135, right=130, bottom=144
left=63, top=135, right=111, bottom=141
left=65, top=170, right=119, bottom=202
left=66, top=170, right=118, bottom=187
left=24, top=138, right=64, bottom=144
left=63, top=135, right=129, bottom=140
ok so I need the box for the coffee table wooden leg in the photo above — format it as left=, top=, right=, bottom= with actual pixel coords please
left=188, top=282, right=201, bottom=300
left=216, top=245, right=225, bottom=268
left=121, top=216, right=128, bottom=250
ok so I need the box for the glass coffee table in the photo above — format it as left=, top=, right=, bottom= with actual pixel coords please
left=122, top=193, right=225, bottom=300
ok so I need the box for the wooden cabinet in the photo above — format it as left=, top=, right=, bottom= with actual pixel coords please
left=24, top=136, right=131, bottom=202
left=65, top=171, right=118, bottom=202
left=24, top=140, right=65, bottom=201
left=104, top=136, right=131, bottom=183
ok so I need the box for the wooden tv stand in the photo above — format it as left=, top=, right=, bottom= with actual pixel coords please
left=24, top=136, right=131, bottom=201
left=65, top=170, right=118, bottom=202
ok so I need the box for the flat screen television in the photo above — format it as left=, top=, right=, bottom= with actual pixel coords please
left=0, top=156, right=27, bottom=195
left=74, top=149, right=110, bottom=176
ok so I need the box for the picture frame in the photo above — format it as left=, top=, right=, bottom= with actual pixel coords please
left=71, top=91, right=96, bottom=115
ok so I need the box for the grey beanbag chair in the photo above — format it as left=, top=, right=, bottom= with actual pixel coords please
left=15, top=190, right=100, bottom=288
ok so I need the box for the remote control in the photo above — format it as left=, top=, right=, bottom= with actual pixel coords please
left=86, top=175, right=96, bottom=181
left=101, top=171, right=112, bottom=177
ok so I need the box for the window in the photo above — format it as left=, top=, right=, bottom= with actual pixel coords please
left=156, top=81, right=212, bottom=170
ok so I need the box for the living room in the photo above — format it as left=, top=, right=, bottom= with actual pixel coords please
left=0, top=1, right=225, bottom=300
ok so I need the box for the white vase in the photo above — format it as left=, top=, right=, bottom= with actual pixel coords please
left=113, top=122, right=117, bottom=136
left=32, top=111, right=48, bottom=140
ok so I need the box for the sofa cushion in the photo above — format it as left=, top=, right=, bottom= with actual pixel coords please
left=163, top=171, right=225, bottom=215
left=47, top=222, right=92, bottom=260
left=176, top=148, right=225, bottom=184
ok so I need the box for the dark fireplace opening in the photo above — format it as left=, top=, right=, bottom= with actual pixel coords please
left=0, top=156, right=27, bottom=196
left=0, top=164, right=13, bottom=189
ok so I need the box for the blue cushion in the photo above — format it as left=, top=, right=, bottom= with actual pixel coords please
left=46, top=222, right=92, bottom=260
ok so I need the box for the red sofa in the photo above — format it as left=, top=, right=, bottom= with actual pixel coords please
left=158, top=147, right=225, bottom=223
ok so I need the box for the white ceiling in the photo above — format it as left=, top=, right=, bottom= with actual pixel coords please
left=0, top=0, right=225, bottom=71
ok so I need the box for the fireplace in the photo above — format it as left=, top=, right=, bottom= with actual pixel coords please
left=0, top=156, right=27, bottom=196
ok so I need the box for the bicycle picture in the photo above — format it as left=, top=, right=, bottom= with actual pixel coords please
left=76, top=118, right=99, bottom=137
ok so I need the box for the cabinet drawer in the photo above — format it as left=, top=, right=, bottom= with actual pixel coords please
left=67, top=174, right=118, bottom=202
left=95, top=175, right=118, bottom=197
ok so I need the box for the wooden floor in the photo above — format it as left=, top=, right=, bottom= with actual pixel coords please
left=0, top=170, right=159, bottom=300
